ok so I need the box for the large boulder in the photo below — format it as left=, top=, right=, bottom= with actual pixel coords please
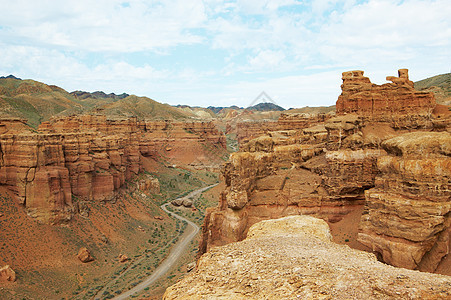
left=0, top=265, right=16, bottom=282
left=164, top=216, right=451, bottom=299
left=77, top=247, right=94, bottom=263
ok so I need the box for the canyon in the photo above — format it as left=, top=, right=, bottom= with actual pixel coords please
left=199, top=69, right=451, bottom=274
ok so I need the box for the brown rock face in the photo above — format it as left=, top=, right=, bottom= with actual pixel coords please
left=358, top=132, right=451, bottom=272
left=136, top=175, right=160, bottom=194
left=199, top=128, right=385, bottom=254
left=336, top=69, right=436, bottom=122
left=0, top=265, right=16, bottom=282
left=165, top=216, right=451, bottom=300
left=77, top=247, right=94, bottom=263
left=0, top=115, right=227, bottom=224
left=236, top=113, right=331, bottom=146
left=200, top=69, right=450, bottom=274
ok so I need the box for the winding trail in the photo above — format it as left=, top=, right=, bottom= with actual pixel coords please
left=109, top=184, right=217, bottom=300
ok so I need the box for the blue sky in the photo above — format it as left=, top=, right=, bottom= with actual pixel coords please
left=0, top=0, right=450, bottom=109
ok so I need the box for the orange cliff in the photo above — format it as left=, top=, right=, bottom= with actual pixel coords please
left=336, top=69, right=436, bottom=128
left=199, top=116, right=385, bottom=255
left=199, top=69, right=451, bottom=274
left=358, top=132, right=451, bottom=272
left=236, top=113, right=331, bottom=146
left=0, top=115, right=227, bottom=224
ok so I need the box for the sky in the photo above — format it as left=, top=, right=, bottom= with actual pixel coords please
left=0, top=0, right=450, bottom=109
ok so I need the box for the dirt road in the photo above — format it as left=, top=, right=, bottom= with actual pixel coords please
left=110, top=184, right=217, bottom=300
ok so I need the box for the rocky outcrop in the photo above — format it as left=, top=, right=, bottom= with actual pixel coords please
left=199, top=129, right=385, bottom=254
left=77, top=247, right=94, bottom=263
left=0, top=115, right=226, bottom=224
left=236, top=113, right=331, bottom=146
left=336, top=69, right=436, bottom=129
left=358, top=132, right=451, bottom=272
left=165, top=216, right=451, bottom=299
left=0, top=118, right=32, bottom=134
left=0, top=132, right=139, bottom=223
left=118, top=254, right=129, bottom=263
left=236, top=120, right=279, bottom=146
left=0, top=265, right=16, bottom=282
left=136, top=175, right=160, bottom=194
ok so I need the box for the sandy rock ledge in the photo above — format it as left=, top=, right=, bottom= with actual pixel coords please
left=164, top=215, right=451, bottom=299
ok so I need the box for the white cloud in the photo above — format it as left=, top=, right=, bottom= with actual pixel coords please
left=0, top=45, right=169, bottom=95
left=0, top=0, right=449, bottom=109
left=0, top=0, right=208, bottom=52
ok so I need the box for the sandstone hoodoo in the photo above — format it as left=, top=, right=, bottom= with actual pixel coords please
left=199, top=69, right=450, bottom=274
left=336, top=69, right=435, bottom=117
left=165, top=216, right=451, bottom=299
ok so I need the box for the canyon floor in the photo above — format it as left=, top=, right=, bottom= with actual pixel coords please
left=0, top=160, right=220, bottom=300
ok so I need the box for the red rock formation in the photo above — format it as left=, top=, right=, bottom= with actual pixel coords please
left=236, top=113, right=331, bottom=146
left=200, top=69, right=450, bottom=275
left=336, top=69, right=436, bottom=127
left=358, top=132, right=451, bottom=272
left=199, top=127, right=386, bottom=255
left=0, top=118, right=32, bottom=134
left=0, top=115, right=227, bottom=224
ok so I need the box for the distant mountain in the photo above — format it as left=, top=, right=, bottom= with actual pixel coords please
left=286, top=105, right=336, bottom=114
left=0, top=76, right=195, bottom=128
left=414, top=73, right=451, bottom=105
left=71, top=90, right=130, bottom=100
left=99, top=95, right=194, bottom=120
left=247, top=102, right=285, bottom=111
left=0, top=76, right=84, bottom=128
left=208, top=106, right=243, bottom=114
left=0, top=75, right=22, bottom=80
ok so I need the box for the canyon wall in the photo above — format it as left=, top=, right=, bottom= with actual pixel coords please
left=358, top=132, right=451, bottom=272
left=199, top=115, right=385, bottom=254
left=200, top=69, right=451, bottom=273
left=0, top=116, right=226, bottom=224
left=336, top=69, right=436, bottom=129
left=236, top=113, right=331, bottom=146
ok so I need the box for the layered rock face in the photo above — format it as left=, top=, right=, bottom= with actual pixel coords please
left=236, top=113, right=331, bottom=146
left=0, top=115, right=226, bottom=224
left=336, top=69, right=436, bottom=128
left=199, top=117, right=386, bottom=254
left=166, top=216, right=451, bottom=299
left=0, top=131, right=139, bottom=223
left=358, top=132, right=451, bottom=272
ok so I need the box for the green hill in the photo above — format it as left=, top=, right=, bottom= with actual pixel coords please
left=100, top=95, right=195, bottom=120
left=414, top=73, right=451, bottom=105
left=0, top=77, right=84, bottom=128
left=247, top=102, right=285, bottom=111
left=0, top=77, right=195, bottom=127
